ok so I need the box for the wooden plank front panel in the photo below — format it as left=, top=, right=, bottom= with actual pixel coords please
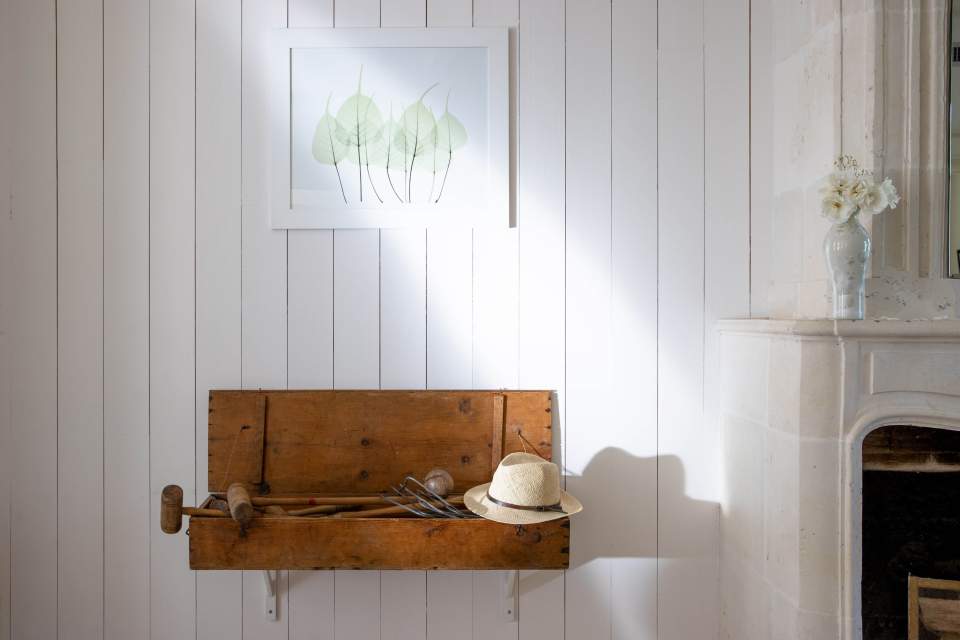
left=190, top=518, right=570, bottom=570
left=209, top=390, right=551, bottom=494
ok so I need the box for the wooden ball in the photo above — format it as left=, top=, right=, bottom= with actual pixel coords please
left=424, top=468, right=454, bottom=497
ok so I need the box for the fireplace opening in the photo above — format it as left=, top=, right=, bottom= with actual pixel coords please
left=861, top=425, right=960, bottom=639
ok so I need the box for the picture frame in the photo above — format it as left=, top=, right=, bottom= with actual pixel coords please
left=270, top=28, right=509, bottom=229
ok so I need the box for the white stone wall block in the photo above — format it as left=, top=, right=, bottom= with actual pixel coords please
left=798, top=438, right=842, bottom=616
left=720, top=333, right=771, bottom=423
left=763, top=427, right=801, bottom=600
left=768, top=336, right=802, bottom=434
left=721, top=413, right=766, bottom=569
left=798, top=338, right=843, bottom=438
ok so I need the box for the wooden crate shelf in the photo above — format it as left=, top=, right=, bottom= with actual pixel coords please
left=189, top=516, right=569, bottom=570
left=173, top=389, right=568, bottom=571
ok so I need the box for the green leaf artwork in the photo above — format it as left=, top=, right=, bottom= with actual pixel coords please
left=313, top=68, right=468, bottom=205
left=334, top=65, right=384, bottom=203
left=311, top=94, right=349, bottom=203
left=433, top=92, right=468, bottom=203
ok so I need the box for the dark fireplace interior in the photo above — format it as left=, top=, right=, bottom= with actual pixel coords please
left=861, top=425, right=960, bottom=639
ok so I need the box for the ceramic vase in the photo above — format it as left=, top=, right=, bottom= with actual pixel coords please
left=823, top=213, right=871, bottom=320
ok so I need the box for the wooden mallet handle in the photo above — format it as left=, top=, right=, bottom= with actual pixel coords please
left=162, top=485, right=230, bottom=534
left=161, top=485, right=184, bottom=534
left=227, top=483, right=254, bottom=528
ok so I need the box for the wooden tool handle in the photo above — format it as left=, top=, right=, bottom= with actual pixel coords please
left=161, top=485, right=184, bottom=534
left=333, top=504, right=412, bottom=519
left=286, top=504, right=342, bottom=517
left=250, top=495, right=414, bottom=507
left=334, top=497, right=465, bottom=519
left=227, top=483, right=254, bottom=527
left=183, top=507, right=229, bottom=518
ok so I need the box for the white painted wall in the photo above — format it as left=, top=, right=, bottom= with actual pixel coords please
left=0, top=0, right=752, bottom=638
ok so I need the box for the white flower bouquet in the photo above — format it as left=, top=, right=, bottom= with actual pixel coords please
left=819, top=155, right=900, bottom=223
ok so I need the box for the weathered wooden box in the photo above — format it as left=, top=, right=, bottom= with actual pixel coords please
left=187, top=390, right=569, bottom=570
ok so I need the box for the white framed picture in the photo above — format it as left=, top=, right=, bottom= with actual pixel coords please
left=270, top=28, right=509, bottom=229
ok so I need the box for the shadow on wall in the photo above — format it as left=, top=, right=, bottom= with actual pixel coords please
left=565, top=447, right=719, bottom=564
left=519, top=443, right=719, bottom=635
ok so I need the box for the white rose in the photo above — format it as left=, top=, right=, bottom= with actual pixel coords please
left=879, top=177, right=900, bottom=209
left=846, top=177, right=870, bottom=205
left=821, top=191, right=855, bottom=223
left=819, top=171, right=853, bottom=199
left=860, top=183, right=888, bottom=215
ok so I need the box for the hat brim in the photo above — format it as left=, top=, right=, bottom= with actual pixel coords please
left=463, top=482, right=583, bottom=525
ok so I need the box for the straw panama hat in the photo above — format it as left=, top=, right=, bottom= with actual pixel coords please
left=464, top=452, right=583, bottom=525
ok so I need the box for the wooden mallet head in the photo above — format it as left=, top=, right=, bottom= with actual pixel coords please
left=227, top=483, right=254, bottom=531
left=161, top=484, right=184, bottom=534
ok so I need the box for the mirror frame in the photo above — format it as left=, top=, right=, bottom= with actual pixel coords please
left=866, top=2, right=950, bottom=279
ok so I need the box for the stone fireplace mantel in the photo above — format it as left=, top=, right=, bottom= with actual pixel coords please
left=718, top=318, right=960, bottom=640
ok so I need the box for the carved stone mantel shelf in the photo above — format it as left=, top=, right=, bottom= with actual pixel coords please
left=717, top=318, right=960, bottom=339
left=717, top=317, right=960, bottom=640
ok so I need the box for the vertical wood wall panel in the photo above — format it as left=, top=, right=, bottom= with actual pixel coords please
left=0, top=0, right=12, bottom=635
left=473, top=1, right=519, bottom=394
left=331, top=225, right=380, bottom=387
left=381, top=0, right=426, bottom=26
left=426, top=0, right=472, bottom=26
left=331, top=225, right=381, bottom=640
left=658, top=1, right=717, bottom=639
left=242, top=0, right=291, bottom=636
left=8, top=1, right=59, bottom=637
left=380, top=230, right=427, bottom=390
left=423, top=2, right=477, bottom=637
left=610, top=0, right=659, bottom=637
left=196, top=1, right=243, bottom=637
left=378, top=6, right=430, bottom=639
left=473, top=2, right=521, bottom=638
left=57, top=0, right=105, bottom=636
left=425, top=231, right=474, bottom=390
left=330, top=6, right=382, bottom=637
left=103, top=0, right=150, bottom=637
left=149, top=1, right=197, bottom=638
left=289, top=568, right=335, bottom=640
left=285, top=3, right=337, bottom=636
left=333, top=569, right=380, bottom=640
left=564, top=1, right=613, bottom=639
left=289, top=0, right=333, bottom=25
left=516, top=0, right=566, bottom=637
left=334, top=0, right=380, bottom=26
left=287, top=0, right=334, bottom=395
left=750, top=0, right=774, bottom=316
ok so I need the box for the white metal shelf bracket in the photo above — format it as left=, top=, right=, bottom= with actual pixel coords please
left=262, top=570, right=278, bottom=621
left=501, top=570, right=518, bottom=622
